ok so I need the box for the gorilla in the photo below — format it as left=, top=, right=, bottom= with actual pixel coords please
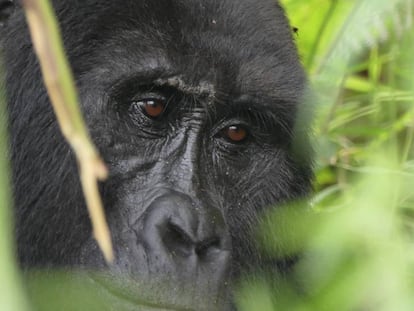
left=1, top=0, right=312, bottom=310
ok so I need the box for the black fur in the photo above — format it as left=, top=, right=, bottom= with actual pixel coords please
left=1, top=0, right=312, bottom=310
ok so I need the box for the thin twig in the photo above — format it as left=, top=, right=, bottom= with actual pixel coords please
left=22, top=0, right=113, bottom=263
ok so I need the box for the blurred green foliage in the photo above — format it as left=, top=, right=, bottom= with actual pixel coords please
left=237, top=0, right=414, bottom=310
left=0, top=68, right=29, bottom=310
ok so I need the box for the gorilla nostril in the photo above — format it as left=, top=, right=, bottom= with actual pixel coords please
left=195, top=237, right=221, bottom=258
left=162, top=221, right=194, bottom=258
left=142, top=191, right=229, bottom=262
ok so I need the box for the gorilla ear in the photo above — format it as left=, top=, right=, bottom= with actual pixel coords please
left=0, top=0, right=15, bottom=26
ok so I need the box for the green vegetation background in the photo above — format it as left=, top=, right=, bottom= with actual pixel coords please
left=238, top=0, right=414, bottom=310
left=1, top=0, right=414, bottom=310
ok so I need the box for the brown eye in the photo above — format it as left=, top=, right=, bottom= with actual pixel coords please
left=224, top=125, right=248, bottom=143
left=139, top=99, right=166, bottom=118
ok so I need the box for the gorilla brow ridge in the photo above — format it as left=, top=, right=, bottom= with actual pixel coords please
left=155, top=76, right=216, bottom=101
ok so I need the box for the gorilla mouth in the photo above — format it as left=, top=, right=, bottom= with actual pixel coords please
left=88, top=273, right=197, bottom=311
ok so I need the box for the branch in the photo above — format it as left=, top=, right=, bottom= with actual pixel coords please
left=22, top=0, right=113, bottom=263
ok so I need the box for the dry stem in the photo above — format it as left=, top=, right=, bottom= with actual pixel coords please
left=22, top=0, right=113, bottom=263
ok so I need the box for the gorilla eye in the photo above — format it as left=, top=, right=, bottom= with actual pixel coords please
left=137, top=98, right=166, bottom=119
left=223, top=125, right=248, bottom=143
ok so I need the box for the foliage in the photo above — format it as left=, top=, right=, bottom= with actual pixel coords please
left=237, top=0, right=414, bottom=310
left=0, top=67, right=29, bottom=310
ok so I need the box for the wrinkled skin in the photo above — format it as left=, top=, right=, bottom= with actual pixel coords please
left=0, top=0, right=312, bottom=310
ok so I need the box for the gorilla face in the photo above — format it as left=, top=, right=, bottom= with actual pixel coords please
left=1, top=0, right=311, bottom=310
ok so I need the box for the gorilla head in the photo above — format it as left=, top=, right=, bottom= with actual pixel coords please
left=1, top=0, right=312, bottom=310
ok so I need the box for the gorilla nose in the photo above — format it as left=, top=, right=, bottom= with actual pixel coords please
left=141, top=191, right=230, bottom=260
